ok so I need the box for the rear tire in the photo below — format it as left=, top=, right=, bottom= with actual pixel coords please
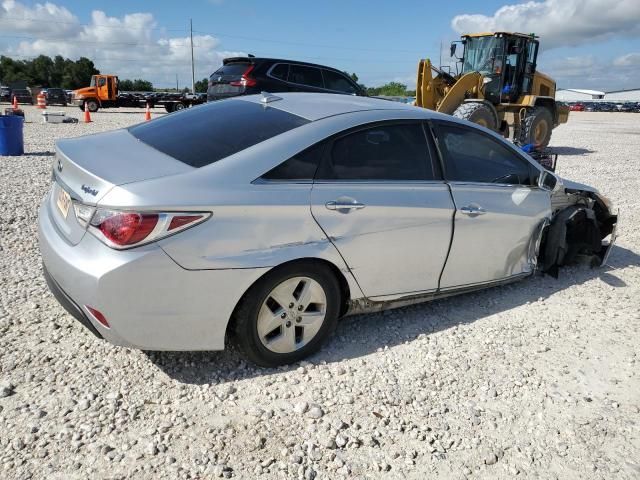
left=232, top=261, right=341, bottom=367
left=453, top=102, right=498, bottom=130
left=164, top=104, right=175, bottom=113
left=519, top=107, right=553, bottom=147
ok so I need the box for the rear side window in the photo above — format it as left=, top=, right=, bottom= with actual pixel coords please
left=288, top=65, right=324, bottom=88
left=213, top=62, right=250, bottom=76
left=435, top=123, right=532, bottom=185
left=322, top=70, right=357, bottom=94
left=270, top=63, right=289, bottom=80
left=128, top=100, right=309, bottom=168
left=262, top=143, right=324, bottom=181
left=316, top=123, right=436, bottom=181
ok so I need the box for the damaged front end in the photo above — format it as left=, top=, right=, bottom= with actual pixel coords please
left=539, top=179, right=617, bottom=277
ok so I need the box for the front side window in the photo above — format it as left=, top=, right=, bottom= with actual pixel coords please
left=288, top=65, right=324, bottom=88
left=98, top=78, right=106, bottom=87
left=435, top=123, right=532, bottom=185
left=316, top=123, right=436, bottom=181
left=322, top=70, right=357, bottom=93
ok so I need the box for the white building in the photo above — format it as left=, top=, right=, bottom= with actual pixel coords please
left=555, top=89, right=605, bottom=101
left=605, top=88, right=640, bottom=102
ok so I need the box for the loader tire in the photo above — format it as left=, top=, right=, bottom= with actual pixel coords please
left=520, top=107, right=553, bottom=148
left=453, top=102, right=498, bottom=130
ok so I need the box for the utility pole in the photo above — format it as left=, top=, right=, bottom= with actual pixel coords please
left=439, top=40, right=442, bottom=68
left=190, top=18, right=195, bottom=94
left=176, top=74, right=179, bottom=92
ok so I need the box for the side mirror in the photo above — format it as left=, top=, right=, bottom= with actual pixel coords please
left=450, top=43, right=457, bottom=58
left=538, top=170, right=558, bottom=191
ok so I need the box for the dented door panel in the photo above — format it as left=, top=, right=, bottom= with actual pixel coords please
left=439, top=183, right=551, bottom=289
left=310, top=182, right=454, bottom=297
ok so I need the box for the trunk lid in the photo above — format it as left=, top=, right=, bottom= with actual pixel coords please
left=50, top=129, right=192, bottom=245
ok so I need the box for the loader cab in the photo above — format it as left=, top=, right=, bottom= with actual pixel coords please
left=458, top=33, right=539, bottom=104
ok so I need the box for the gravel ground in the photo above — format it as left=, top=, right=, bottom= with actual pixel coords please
left=0, top=106, right=639, bottom=480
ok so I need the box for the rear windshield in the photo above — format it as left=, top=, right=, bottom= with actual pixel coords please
left=128, top=99, right=309, bottom=168
left=212, top=62, right=251, bottom=77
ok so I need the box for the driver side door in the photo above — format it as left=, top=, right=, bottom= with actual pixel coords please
left=432, top=121, right=551, bottom=289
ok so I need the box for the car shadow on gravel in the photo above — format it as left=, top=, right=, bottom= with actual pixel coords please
left=551, top=146, right=595, bottom=156
left=27, top=151, right=55, bottom=156
left=145, top=244, right=639, bottom=384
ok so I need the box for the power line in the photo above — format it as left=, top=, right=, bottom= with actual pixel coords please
left=192, top=29, right=428, bottom=54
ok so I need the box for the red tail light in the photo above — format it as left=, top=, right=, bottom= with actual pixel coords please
left=168, top=215, right=204, bottom=231
left=230, top=65, right=257, bottom=87
left=97, top=212, right=158, bottom=246
left=88, top=209, right=210, bottom=249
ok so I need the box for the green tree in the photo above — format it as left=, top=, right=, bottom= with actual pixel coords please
left=367, top=81, right=408, bottom=97
left=0, top=54, right=98, bottom=89
left=194, top=77, right=208, bottom=93
left=118, top=79, right=153, bottom=92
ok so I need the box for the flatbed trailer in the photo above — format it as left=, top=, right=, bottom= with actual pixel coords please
left=70, top=74, right=206, bottom=113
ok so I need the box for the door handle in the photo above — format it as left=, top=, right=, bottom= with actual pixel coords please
left=326, top=199, right=366, bottom=212
left=459, top=204, right=486, bottom=216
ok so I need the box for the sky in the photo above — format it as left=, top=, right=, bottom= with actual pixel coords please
left=0, top=0, right=639, bottom=91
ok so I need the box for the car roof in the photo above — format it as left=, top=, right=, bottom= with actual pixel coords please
left=237, top=92, right=438, bottom=122
left=222, top=57, right=352, bottom=74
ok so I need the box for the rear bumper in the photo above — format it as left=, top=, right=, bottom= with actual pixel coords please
left=43, top=264, right=102, bottom=339
left=38, top=192, right=269, bottom=350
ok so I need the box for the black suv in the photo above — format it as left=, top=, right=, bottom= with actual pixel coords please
left=45, top=88, right=68, bottom=106
left=11, top=89, right=33, bottom=105
left=207, top=57, right=365, bottom=102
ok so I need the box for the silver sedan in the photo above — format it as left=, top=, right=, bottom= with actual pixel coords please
left=38, top=93, right=617, bottom=366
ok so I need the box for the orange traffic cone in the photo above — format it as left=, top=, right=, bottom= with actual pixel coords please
left=12, top=95, right=18, bottom=111
left=83, top=102, right=92, bottom=123
left=144, top=103, right=151, bottom=121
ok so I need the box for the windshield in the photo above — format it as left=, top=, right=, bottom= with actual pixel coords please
left=462, top=36, right=504, bottom=74
left=90, top=76, right=96, bottom=87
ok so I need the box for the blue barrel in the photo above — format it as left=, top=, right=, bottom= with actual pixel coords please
left=0, top=115, right=24, bottom=156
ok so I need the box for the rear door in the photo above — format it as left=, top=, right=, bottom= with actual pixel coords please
left=287, top=64, right=326, bottom=93
left=208, top=61, right=252, bottom=99
left=310, top=122, right=454, bottom=298
left=432, top=121, right=551, bottom=289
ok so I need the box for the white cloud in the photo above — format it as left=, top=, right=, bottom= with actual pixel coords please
left=451, top=0, right=640, bottom=49
left=0, top=0, right=80, bottom=37
left=1, top=1, right=245, bottom=87
left=613, top=53, right=640, bottom=67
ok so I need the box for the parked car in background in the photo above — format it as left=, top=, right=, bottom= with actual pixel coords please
left=569, top=103, right=585, bottom=111
left=45, top=88, right=68, bottom=106
left=38, top=93, right=617, bottom=367
left=11, top=88, right=33, bottom=105
left=207, top=57, right=365, bottom=102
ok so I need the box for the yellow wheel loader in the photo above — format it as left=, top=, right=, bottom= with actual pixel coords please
left=416, top=32, right=569, bottom=147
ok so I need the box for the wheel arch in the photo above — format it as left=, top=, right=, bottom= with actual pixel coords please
left=532, top=96, right=557, bottom=125
left=225, top=257, right=353, bottom=340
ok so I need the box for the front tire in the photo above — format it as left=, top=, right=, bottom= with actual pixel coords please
left=173, top=102, right=186, bottom=111
left=85, top=100, right=99, bottom=112
left=232, top=261, right=341, bottom=367
left=519, top=107, right=553, bottom=147
left=453, top=102, right=498, bottom=130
